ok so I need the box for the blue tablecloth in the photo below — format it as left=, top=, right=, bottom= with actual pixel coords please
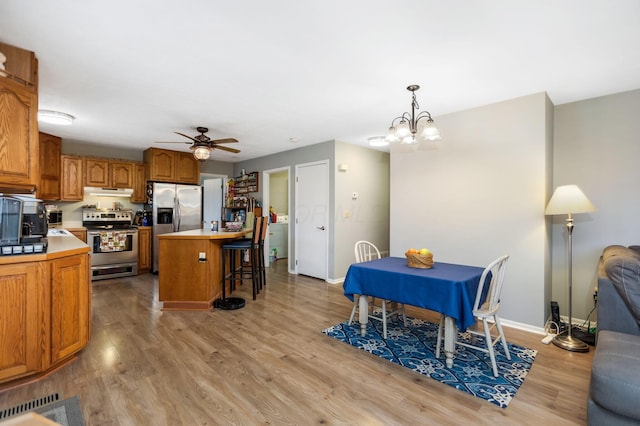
left=343, top=257, right=486, bottom=331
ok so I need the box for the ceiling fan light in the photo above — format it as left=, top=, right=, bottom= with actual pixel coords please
left=192, top=146, right=211, bottom=161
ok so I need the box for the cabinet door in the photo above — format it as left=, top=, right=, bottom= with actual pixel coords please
left=38, top=132, right=62, bottom=200
left=132, top=163, right=146, bottom=203
left=137, top=227, right=152, bottom=273
left=84, top=158, right=110, bottom=187
left=0, top=263, right=47, bottom=382
left=174, top=152, right=200, bottom=184
left=144, top=148, right=175, bottom=182
left=110, top=161, right=134, bottom=188
left=0, top=79, right=38, bottom=188
left=60, top=155, right=84, bottom=201
left=50, top=254, right=90, bottom=364
left=67, top=228, right=87, bottom=243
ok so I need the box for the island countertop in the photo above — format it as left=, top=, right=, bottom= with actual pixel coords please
left=158, top=229, right=252, bottom=240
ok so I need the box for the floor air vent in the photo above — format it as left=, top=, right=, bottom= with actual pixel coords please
left=0, top=392, right=60, bottom=419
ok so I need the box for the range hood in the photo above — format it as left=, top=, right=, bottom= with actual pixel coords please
left=84, top=187, right=134, bottom=197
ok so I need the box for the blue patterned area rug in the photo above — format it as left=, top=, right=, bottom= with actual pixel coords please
left=322, top=316, right=537, bottom=408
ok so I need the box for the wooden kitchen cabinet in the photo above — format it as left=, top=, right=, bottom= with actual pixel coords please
left=144, top=148, right=200, bottom=184
left=66, top=228, right=87, bottom=243
left=0, top=244, right=91, bottom=388
left=38, top=132, right=62, bottom=201
left=137, top=226, right=152, bottom=273
left=84, top=158, right=109, bottom=187
left=175, top=151, right=200, bottom=184
left=60, top=155, right=84, bottom=201
left=0, top=262, right=47, bottom=382
left=110, top=161, right=134, bottom=188
left=84, top=158, right=134, bottom=188
left=0, top=77, right=39, bottom=190
left=50, top=254, right=90, bottom=364
left=132, top=162, right=146, bottom=203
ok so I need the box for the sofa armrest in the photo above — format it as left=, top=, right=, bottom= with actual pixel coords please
left=598, top=273, right=640, bottom=336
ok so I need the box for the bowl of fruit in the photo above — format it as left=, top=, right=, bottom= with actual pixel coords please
left=405, top=248, right=434, bottom=269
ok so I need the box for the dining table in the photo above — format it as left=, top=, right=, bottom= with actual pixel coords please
left=343, top=256, right=487, bottom=368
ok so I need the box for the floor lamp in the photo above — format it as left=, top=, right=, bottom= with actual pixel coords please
left=545, top=185, right=596, bottom=352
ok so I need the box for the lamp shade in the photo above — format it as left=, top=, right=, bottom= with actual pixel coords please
left=545, top=185, right=596, bottom=216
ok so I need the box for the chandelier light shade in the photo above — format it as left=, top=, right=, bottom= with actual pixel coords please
left=386, top=85, right=441, bottom=145
left=191, top=144, right=212, bottom=161
left=545, top=184, right=596, bottom=353
left=37, top=110, right=75, bottom=125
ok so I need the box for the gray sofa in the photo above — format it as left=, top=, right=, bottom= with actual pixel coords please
left=587, top=245, right=640, bottom=425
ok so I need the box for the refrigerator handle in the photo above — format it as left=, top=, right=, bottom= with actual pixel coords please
left=174, top=196, right=181, bottom=231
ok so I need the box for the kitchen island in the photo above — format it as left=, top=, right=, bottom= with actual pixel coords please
left=0, top=234, right=91, bottom=389
left=158, top=229, right=252, bottom=311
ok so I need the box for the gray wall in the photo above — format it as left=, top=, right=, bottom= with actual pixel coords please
left=390, top=92, right=550, bottom=329
left=552, top=88, right=640, bottom=322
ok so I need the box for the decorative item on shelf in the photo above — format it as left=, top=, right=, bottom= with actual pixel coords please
left=405, top=249, right=434, bottom=269
left=545, top=184, right=596, bottom=353
left=386, top=85, right=441, bottom=145
left=0, top=51, right=6, bottom=77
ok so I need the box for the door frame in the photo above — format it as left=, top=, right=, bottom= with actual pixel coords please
left=262, top=166, right=292, bottom=273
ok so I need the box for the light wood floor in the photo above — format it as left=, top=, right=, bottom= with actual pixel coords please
left=0, top=260, right=593, bottom=425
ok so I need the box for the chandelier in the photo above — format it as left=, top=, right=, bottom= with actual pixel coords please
left=385, top=85, right=441, bottom=144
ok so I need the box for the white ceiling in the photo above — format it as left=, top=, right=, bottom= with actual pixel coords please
left=1, top=1, right=639, bottom=162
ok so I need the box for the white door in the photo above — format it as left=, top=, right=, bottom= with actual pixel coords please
left=295, top=160, right=329, bottom=280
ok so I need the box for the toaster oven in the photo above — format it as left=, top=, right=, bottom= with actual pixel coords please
left=47, top=209, right=63, bottom=227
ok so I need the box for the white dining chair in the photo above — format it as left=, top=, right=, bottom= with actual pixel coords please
left=435, top=254, right=511, bottom=377
left=348, top=240, right=406, bottom=338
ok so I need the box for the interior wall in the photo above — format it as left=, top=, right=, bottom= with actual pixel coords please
left=334, top=142, right=390, bottom=280
left=390, top=92, right=549, bottom=328
left=552, top=88, right=640, bottom=322
left=269, top=171, right=288, bottom=214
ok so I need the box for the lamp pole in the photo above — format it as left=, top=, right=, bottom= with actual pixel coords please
left=552, top=213, right=589, bottom=352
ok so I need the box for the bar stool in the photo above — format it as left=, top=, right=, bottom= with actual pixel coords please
left=216, top=216, right=265, bottom=310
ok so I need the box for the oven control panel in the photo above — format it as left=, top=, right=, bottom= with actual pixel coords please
left=82, top=209, right=133, bottom=223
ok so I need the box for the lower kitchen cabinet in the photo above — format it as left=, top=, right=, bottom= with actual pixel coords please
left=0, top=247, right=91, bottom=388
left=137, top=226, right=152, bottom=273
left=0, top=262, right=47, bottom=382
left=66, top=227, right=87, bottom=243
left=50, top=253, right=91, bottom=364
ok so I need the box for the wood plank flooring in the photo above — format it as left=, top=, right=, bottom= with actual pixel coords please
left=0, top=260, right=593, bottom=425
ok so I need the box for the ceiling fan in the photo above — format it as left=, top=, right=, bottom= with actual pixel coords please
left=156, top=127, right=240, bottom=161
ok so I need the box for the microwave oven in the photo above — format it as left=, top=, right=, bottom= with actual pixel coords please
left=47, top=209, right=63, bottom=227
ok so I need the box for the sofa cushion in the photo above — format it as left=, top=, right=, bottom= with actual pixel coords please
left=590, top=330, right=640, bottom=421
left=602, top=245, right=640, bottom=328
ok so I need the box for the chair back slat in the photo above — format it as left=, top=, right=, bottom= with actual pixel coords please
left=354, top=240, right=381, bottom=263
left=473, top=255, right=509, bottom=315
left=251, top=216, right=263, bottom=244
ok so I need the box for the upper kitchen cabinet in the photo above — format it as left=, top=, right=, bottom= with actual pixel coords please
left=85, top=158, right=134, bottom=188
left=38, top=132, right=61, bottom=201
left=144, top=148, right=200, bottom=185
left=0, top=77, right=39, bottom=190
left=110, top=161, right=134, bottom=188
left=131, top=163, right=146, bottom=203
left=60, top=155, right=83, bottom=201
left=0, top=41, right=38, bottom=88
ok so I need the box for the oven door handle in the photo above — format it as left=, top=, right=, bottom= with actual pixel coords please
left=88, top=230, right=138, bottom=236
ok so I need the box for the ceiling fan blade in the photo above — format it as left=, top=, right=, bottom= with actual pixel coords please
left=175, top=132, right=198, bottom=142
left=155, top=141, right=192, bottom=144
left=215, top=145, right=241, bottom=154
left=211, top=138, right=239, bottom=144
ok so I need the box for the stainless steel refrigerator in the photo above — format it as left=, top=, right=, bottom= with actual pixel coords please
left=148, top=182, right=202, bottom=272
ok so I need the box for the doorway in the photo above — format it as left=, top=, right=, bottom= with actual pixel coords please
left=262, top=166, right=292, bottom=272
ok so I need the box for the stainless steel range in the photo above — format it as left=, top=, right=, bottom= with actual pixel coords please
left=82, top=208, right=138, bottom=281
